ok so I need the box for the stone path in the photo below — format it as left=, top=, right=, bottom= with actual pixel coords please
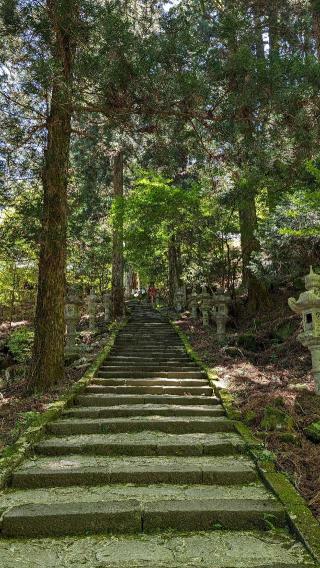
left=0, top=303, right=317, bottom=566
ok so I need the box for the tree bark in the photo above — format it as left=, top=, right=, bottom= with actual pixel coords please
left=111, top=150, right=125, bottom=319
left=239, top=187, right=269, bottom=312
left=30, top=0, right=75, bottom=391
left=312, top=0, right=320, bottom=58
left=168, top=235, right=181, bottom=307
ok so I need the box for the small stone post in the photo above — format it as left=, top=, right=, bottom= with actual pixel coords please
left=200, top=285, right=211, bottom=327
left=103, top=291, right=111, bottom=323
left=212, top=288, right=231, bottom=339
left=87, top=288, right=98, bottom=332
left=175, top=288, right=184, bottom=313
left=288, top=267, right=320, bottom=394
left=65, top=288, right=81, bottom=357
left=190, top=287, right=199, bottom=319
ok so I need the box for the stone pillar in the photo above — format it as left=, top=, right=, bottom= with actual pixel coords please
left=190, top=287, right=199, bottom=319
left=200, top=285, right=211, bottom=327
left=174, top=288, right=184, bottom=313
left=65, top=288, right=81, bottom=357
left=288, top=267, right=320, bottom=394
left=212, top=288, right=230, bottom=339
left=87, top=288, right=97, bottom=332
left=103, top=291, right=111, bottom=323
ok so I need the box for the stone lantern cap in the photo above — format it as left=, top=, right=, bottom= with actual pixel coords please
left=288, top=267, right=320, bottom=315
left=288, top=291, right=320, bottom=315
left=305, top=266, right=320, bottom=291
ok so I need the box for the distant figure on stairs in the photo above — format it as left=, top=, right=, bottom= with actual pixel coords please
left=148, top=283, right=157, bottom=306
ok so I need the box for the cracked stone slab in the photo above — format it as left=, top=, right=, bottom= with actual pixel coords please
left=11, top=455, right=258, bottom=488
left=0, top=530, right=315, bottom=567
left=35, top=431, right=245, bottom=457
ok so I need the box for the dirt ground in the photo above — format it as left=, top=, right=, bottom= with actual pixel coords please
left=176, top=289, right=320, bottom=521
left=0, top=321, right=110, bottom=452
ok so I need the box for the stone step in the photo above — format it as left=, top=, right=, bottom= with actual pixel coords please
left=85, top=385, right=213, bottom=396
left=11, top=455, right=258, bottom=488
left=105, top=357, right=195, bottom=364
left=98, top=370, right=206, bottom=379
left=35, top=431, right=243, bottom=456
left=1, top=497, right=286, bottom=538
left=75, top=394, right=219, bottom=406
left=0, top=529, right=315, bottom=566
left=100, top=366, right=199, bottom=372
left=92, top=378, right=208, bottom=388
left=63, top=403, right=225, bottom=419
left=46, top=416, right=234, bottom=435
left=110, top=350, right=186, bottom=356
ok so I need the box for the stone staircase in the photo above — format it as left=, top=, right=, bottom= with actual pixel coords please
left=0, top=303, right=317, bottom=567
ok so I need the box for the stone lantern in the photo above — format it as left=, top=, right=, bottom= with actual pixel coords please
left=103, top=291, right=111, bottom=323
left=87, top=288, right=98, bottom=332
left=212, top=287, right=231, bottom=339
left=65, top=288, right=81, bottom=357
left=189, top=287, right=199, bottom=319
left=288, top=267, right=320, bottom=394
left=200, top=285, right=211, bottom=327
left=175, top=288, right=185, bottom=313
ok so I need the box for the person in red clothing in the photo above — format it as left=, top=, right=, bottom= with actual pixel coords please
left=148, top=284, right=157, bottom=306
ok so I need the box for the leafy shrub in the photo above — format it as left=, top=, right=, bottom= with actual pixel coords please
left=7, top=328, right=34, bottom=363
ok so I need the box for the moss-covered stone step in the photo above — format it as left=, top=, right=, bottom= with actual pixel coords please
left=75, top=394, right=220, bottom=406
left=97, top=370, right=206, bottom=379
left=11, top=455, right=258, bottom=488
left=63, top=403, right=225, bottom=419
left=0, top=482, right=277, bottom=511
left=105, top=357, right=196, bottom=364
left=100, top=365, right=200, bottom=372
left=1, top=498, right=286, bottom=538
left=84, top=385, right=213, bottom=396
left=0, top=530, right=316, bottom=566
left=35, top=431, right=243, bottom=456
left=45, top=416, right=233, bottom=436
left=92, top=378, right=209, bottom=387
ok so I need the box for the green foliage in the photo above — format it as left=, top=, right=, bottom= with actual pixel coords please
left=7, top=328, right=34, bottom=363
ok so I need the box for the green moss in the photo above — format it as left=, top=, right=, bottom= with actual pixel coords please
left=261, top=471, right=320, bottom=564
left=305, top=421, right=320, bottom=443
left=261, top=406, right=295, bottom=432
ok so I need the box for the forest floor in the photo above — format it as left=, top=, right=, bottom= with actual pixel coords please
left=0, top=317, right=110, bottom=453
left=176, top=288, right=320, bottom=522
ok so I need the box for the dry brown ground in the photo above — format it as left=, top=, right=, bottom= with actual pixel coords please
left=0, top=324, right=110, bottom=452
left=176, top=290, right=320, bottom=521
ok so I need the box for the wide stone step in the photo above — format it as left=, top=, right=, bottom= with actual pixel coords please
left=98, top=370, right=206, bottom=379
left=85, top=385, right=213, bottom=396
left=92, top=378, right=208, bottom=387
left=106, top=357, right=195, bottom=364
left=63, top=403, right=225, bottom=419
left=75, top=394, right=219, bottom=406
left=1, top=497, right=286, bottom=538
left=35, top=431, right=243, bottom=456
left=11, top=455, right=258, bottom=488
left=0, top=529, right=315, bottom=566
left=100, top=366, right=199, bottom=372
left=46, top=416, right=233, bottom=435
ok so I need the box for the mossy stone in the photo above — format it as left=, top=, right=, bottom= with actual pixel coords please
left=305, top=421, right=320, bottom=443
left=261, top=406, right=294, bottom=432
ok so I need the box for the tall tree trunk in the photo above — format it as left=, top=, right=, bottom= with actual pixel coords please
left=168, top=235, right=181, bottom=307
left=30, top=0, right=75, bottom=391
left=111, top=150, right=125, bottom=319
left=239, top=187, right=269, bottom=312
left=312, top=0, right=320, bottom=58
